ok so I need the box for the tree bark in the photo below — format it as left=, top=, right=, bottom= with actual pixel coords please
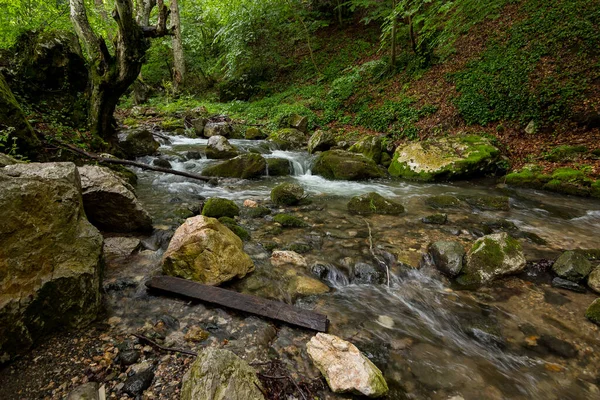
left=390, top=0, right=397, bottom=69
left=69, top=0, right=171, bottom=146
left=170, top=0, right=185, bottom=93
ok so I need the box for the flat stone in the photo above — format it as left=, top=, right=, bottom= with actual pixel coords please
left=551, top=277, right=586, bottom=293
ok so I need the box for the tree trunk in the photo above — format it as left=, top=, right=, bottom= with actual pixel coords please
left=390, top=0, right=397, bottom=69
left=171, top=0, right=185, bottom=93
left=409, top=14, right=417, bottom=54
left=70, top=0, right=170, bottom=146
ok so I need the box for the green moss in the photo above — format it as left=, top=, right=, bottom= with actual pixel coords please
left=160, top=118, right=185, bottom=132
left=268, top=128, right=307, bottom=150
left=218, top=217, right=250, bottom=241
left=286, top=242, right=312, bottom=254
left=246, top=206, right=271, bottom=218
left=245, top=127, right=267, bottom=140
left=266, top=158, right=291, bottom=177
left=273, top=214, right=309, bottom=228
left=592, top=181, right=600, bottom=198
left=312, top=150, right=385, bottom=181
left=422, top=213, right=448, bottom=224
left=271, top=183, right=304, bottom=206
left=347, top=192, right=404, bottom=215
left=202, top=198, right=240, bottom=219
left=425, top=195, right=463, bottom=209
left=202, top=154, right=267, bottom=179
left=585, top=299, right=600, bottom=326
left=460, top=195, right=510, bottom=211
left=504, top=167, right=550, bottom=188
left=348, top=136, right=383, bottom=164
left=545, top=145, right=588, bottom=162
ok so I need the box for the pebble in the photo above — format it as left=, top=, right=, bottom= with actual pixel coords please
left=377, top=315, right=395, bottom=329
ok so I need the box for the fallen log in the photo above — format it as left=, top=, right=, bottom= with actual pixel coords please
left=51, top=140, right=214, bottom=183
left=146, top=276, right=329, bottom=332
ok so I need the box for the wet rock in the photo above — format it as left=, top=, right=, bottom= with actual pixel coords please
left=201, top=197, right=240, bottom=219
left=203, top=121, right=233, bottom=138
left=288, top=275, right=330, bottom=296
left=349, top=136, right=383, bottom=164
left=245, top=127, right=267, bottom=140
left=119, top=350, right=141, bottom=366
left=152, top=158, right=172, bottom=169
left=588, top=267, right=600, bottom=294
left=271, top=182, right=304, bottom=206
left=218, top=216, right=250, bottom=241
left=185, top=326, right=210, bottom=343
left=162, top=216, right=254, bottom=285
left=388, top=135, right=501, bottom=181
left=585, top=298, right=600, bottom=325
left=429, top=241, right=465, bottom=277
left=123, top=364, right=155, bottom=397
left=552, top=250, right=592, bottom=282
left=245, top=206, right=271, bottom=219
left=103, top=237, right=141, bottom=258
left=0, top=163, right=102, bottom=363
left=352, top=262, right=384, bottom=284
left=185, top=151, right=202, bottom=160
left=422, top=213, right=448, bottom=224
left=347, top=192, right=404, bottom=215
left=458, top=233, right=526, bottom=285
left=551, top=277, right=586, bottom=293
left=313, top=150, right=386, bottom=181
left=268, top=128, right=307, bottom=150
left=78, top=165, right=153, bottom=232
left=66, top=382, right=99, bottom=400
left=537, top=335, right=577, bottom=358
left=308, top=130, right=337, bottom=154
left=273, top=213, right=309, bottom=227
left=202, top=154, right=267, bottom=179
left=279, top=113, right=309, bottom=133
left=543, top=289, right=571, bottom=306
left=271, top=250, right=308, bottom=268
left=461, top=195, right=510, bottom=211
left=118, top=128, right=160, bottom=158
left=466, top=327, right=505, bottom=348
left=180, top=347, right=265, bottom=400
left=425, top=195, right=464, bottom=209
left=285, top=242, right=312, bottom=254
left=205, top=135, right=239, bottom=159
left=306, top=333, right=388, bottom=397
left=266, top=158, right=291, bottom=176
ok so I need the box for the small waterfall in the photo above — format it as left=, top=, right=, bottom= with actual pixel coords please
left=267, top=150, right=315, bottom=176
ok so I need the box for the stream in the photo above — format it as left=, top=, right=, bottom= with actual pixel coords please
left=29, top=134, right=597, bottom=399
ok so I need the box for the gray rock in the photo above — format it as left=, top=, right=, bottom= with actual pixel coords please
left=279, top=113, right=308, bottom=133
left=78, top=165, right=152, bottom=232
left=0, top=153, right=19, bottom=167
left=66, top=382, right=99, bottom=400
left=313, top=150, right=386, bottom=181
left=269, top=128, right=307, bottom=150
left=422, top=213, right=448, bottom=224
left=552, top=250, right=592, bottom=282
left=180, top=347, right=265, bottom=400
left=308, top=130, right=337, bottom=154
left=348, top=136, right=383, bottom=164
left=205, top=135, right=238, bottom=159
left=266, top=158, right=291, bottom=176
left=191, top=118, right=207, bottom=136
left=204, top=121, right=233, bottom=138
left=103, top=237, right=141, bottom=258
left=587, top=266, right=600, bottom=294
left=0, top=162, right=103, bottom=363
left=118, top=128, right=160, bottom=158
left=271, top=183, right=304, bottom=206
left=202, top=154, right=267, bottom=179
left=429, top=241, right=465, bottom=277
left=153, top=158, right=172, bottom=169
left=123, top=364, right=155, bottom=397
left=353, top=262, right=384, bottom=284
left=551, top=277, right=586, bottom=293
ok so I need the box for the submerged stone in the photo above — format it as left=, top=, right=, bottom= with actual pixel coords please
left=551, top=277, right=586, bottom=293
left=347, top=192, right=404, bottom=215
left=422, top=213, right=448, bottom=224
left=429, top=241, right=465, bottom=277
left=271, top=183, right=304, bottom=206
left=313, top=150, right=386, bottom=181
left=425, top=195, right=464, bottom=209
left=389, top=136, right=501, bottom=181
left=552, top=250, right=592, bottom=282
left=273, top=213, right=309, bottom=227
left=460, top=195, right=510, bottom=211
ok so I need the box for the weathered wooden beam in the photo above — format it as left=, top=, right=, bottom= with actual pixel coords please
left=146, top=276, right=329, bottom=332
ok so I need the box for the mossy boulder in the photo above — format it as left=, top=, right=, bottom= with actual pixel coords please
left=160, top=118, right=185, bottom=133
left=347, top=192, right=404, bottom=215
left=552, top=250, right=592, bottom=282
left=0, top=162, right=103, bottom=363
left=588, top=267, right=600, bottom=294
left=422, top=213, right=448, bottom=224
left=278, top=113, right=308, bottom=133
left=271, top=183, right=304, bottom=206
left=429, top=241, right=465, bottom=277
left=308, top=130, right=337, bottom=154
left=203, top=121, right=233, bottom=138
left=205, top=135, right=239, bottom=159
left=245, top=127, right=267, bottom=140
left=504, top=166, right=600, bottom=198
left=202, top=154, right=267, bottom=179
left=349, top=136, right=383, bottom=164
left=0, top=73, right=41, bottom=158
left=180, top=347, right=265, bottom=400
left=117, top=128, right=160, bottom=158
left=389, top=136, right=502, bottom=181
left=268, top=128, right=307, bottom=150
left=162, top=216, right=254, bottom=285
left=545, top=145, right=588, bottom=162
left=313, top=150, right=386, bottom=181
left=585, top=299, right=600, bottom=326
left=202, top=198, right=240, bottom=219
left=274, top=214, right=309, bottom=227
left=246, top=206, right=271, bottom=219
left=266, top=158, right=291, bottom=176
left=218, top=217, right=250, bottom=241
left=459, top=233, right=526, bottom=285
left=460, top=195, right=510, bottom=211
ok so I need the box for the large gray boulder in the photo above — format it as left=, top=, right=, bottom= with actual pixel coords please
left=180, top=347, right=265, bottom=400
left=205, top=135, right=238, bottom=159
left=117, top=128, right=160, bottom=158
left=349, top=136, right=383, bottom=164
left=202, top=154, right=267, bottom=179
left=458, top=233, right=526, bottom=285
left=78, top=165, right=152, bottom=232
left=552, top=250, right=592, bottom=282
left=268, top=128, right=307, bottom=150
left=163, top=216, right=254, bottom=285
left=429, top=241, right=465, bottom=277
left=0, top=162, right=103, bottom=363
left=307, top=333, right=388, bottom=397
left=313, top=150, right=386, bottom=181
left=308, top=130, right=337, bottom=154
left=204, top=121, right=233, bottom=138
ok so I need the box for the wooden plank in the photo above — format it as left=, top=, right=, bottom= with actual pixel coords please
left=146, top=276, right=329, bottom=332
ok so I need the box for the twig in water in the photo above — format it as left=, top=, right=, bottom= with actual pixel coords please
left=363, top=218, right=390, bottom=287
left=132, top=334, right=197, bottom=356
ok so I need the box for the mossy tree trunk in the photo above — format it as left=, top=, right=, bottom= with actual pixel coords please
left=171, top=0, right=186, bottom=93
left=69, top=0, right=171, bottom=146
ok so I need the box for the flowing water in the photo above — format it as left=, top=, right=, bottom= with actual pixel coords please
left=108, top=135, right=600, bottom=399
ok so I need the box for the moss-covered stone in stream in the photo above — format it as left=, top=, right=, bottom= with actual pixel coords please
left=585, top=299, right=600, bottom=326
left=218, top=217, right=250, bottom=241
left=273, top=214, right=309, bottom=227
left=202, top=154, right=267, bottom=179
left=245, top=206, right=271, bottom=219
left=202, top=198, right=240, bottom=219
left=245, top=127, right=267, bottom=140
left=348, top=136, right=383, bottom=164
left=160, top=118, right=185, bottom=134
left=268, top=128, right=307, bottom=150
left=347, top=192, right=405, bottom=215
left=422, top=213, right=448, bottom=224
left=460, top=195, right=510, bottom=211
left=552, top=250, right=592, bottom=282
left=504, top=166, right=600, bottom=198
left=388, top=135, right=502, bottom=181
left=504, top=166, right=551, bottom=188
left=271, top=183, right=304, bottom=206
left=313, top=150, right=386, bottom=181
left=266, top=158, right=291, bottom=176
